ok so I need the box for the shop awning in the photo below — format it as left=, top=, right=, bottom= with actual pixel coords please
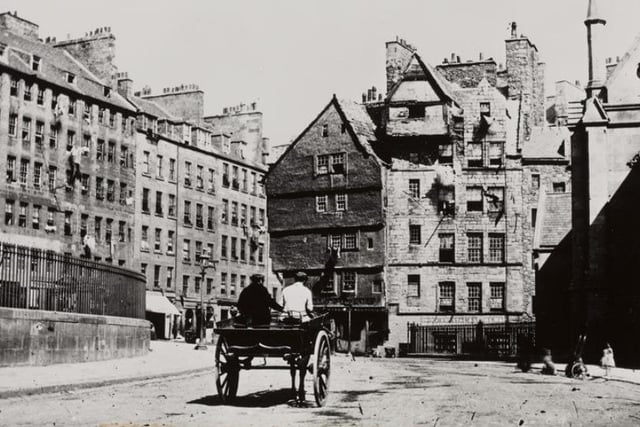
left=146, top=291, right=181, bottom=315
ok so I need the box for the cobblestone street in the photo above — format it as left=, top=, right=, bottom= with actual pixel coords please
left=2, top=356, right=640, bottom=426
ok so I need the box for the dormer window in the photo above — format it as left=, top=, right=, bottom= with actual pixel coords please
left=321, top=124, right=329, bottom=137
left=103, top=86, right=111, bottom=97
left=31, top=55, right=41, bottom=72
left=0, top=43, right=6, bottom=56
left=65, top=72, right=76, bottom=84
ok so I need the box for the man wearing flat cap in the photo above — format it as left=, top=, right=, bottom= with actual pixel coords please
left=237, top=273, right=283, bottom=325
left=280, top=271, right=314, bottom=321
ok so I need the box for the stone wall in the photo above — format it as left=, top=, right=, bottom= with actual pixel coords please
left=436, top=60, right=497, bottom=88
left=0, top=308, right=150, bottom=366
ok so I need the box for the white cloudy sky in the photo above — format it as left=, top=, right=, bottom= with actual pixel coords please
left=4, top=0, right=640, bottom=146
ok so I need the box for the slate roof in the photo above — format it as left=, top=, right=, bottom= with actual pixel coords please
left=0, top=30, right=134, bottom=112
left=522, top=126, right=571, bottom=160
left=129, top=96, right=177, bottom=120
left=534, top=192, right=572, bottom=249
left=335, top=97, right=382, bottom=161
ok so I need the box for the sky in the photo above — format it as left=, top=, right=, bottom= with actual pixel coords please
left=4, top=0, right=640, bottom=146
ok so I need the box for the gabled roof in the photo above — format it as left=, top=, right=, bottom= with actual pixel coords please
left=129, top=96, right=178, bottom=121
left=523, top=126, right=571, bottom=161
left=582, top=96, right=608, bottom=124
left=0, top=30, right=134, bottom=112
left=387, top=52, right=458, bottom=106
left=534, top=192, right=572, bottom=249
left=605, top=32, right=640, bottom=104
left=267, top=95, right=384, bottom=175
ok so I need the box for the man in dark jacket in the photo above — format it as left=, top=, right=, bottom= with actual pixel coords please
left=237, top=274, right=282, bottom=325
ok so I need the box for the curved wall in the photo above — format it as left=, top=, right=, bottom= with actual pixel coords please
left=0, top=308, right=150, bottom=366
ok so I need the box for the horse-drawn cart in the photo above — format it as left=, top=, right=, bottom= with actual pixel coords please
left=213, top=313, right=331, bottom=406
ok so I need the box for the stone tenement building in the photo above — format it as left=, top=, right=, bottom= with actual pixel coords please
left=0, top=12, right=138, bottom=264
left=122, top=81, right=271, bottom=338
left=0, top=11, right=277, bottom=340
left=537, top=0, right=640, bottom=365
left=269, top=25, right=570, bottom=354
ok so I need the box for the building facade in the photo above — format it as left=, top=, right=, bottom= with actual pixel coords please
left=0, top=12, right=137, bottom=265
left=267, top=96, right=387, bottom=354
left=121, top=82, right=272, bottom=338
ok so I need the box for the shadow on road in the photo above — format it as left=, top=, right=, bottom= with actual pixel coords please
left=188, top=387, right=293, bottom=408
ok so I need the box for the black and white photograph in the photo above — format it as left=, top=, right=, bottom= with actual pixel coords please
left=1, top=0, right=640, bottom=425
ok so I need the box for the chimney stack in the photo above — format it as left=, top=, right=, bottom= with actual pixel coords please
left=585, top=0, right=607, bottom=100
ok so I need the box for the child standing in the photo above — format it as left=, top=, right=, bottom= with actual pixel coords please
left=601, top=343, right=615, bottom=377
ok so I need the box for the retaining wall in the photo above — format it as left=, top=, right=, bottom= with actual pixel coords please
left=0, top=307, right=150, bottom=366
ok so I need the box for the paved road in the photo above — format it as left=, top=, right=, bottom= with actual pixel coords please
left=2, top=357, right=639, bottom=426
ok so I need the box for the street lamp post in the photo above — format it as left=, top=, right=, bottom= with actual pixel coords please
left=195, top=250, right=217, bottom=351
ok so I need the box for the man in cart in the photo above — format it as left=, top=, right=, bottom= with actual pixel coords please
left=280, top=271, right=314, bottom=322
left=237, top=274, right=283, bottom=325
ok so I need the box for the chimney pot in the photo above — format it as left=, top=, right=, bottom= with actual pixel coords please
left=457, top=55, right=461, bottom=63
left=479, top=52, right=484, bottom=61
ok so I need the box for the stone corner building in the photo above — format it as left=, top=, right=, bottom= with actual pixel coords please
left=0, top=12, right=138, bottom=263
left=268, top=27, right=560, bottom=354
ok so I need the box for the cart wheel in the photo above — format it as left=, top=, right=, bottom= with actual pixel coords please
left=312, top=330, right=331, bottom=407
left=215, top=336, right=239, bottom=402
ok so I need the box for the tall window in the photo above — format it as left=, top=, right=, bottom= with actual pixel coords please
left=156, top=155, right=163, bottom=178
left=19, top=159, right=29, bottom=184
left=184, top=200, right=192, bottom=225
left=183, top=239, right=191, bottom=262
left=316, top=195, right=328, bottom=212
left=120, top=145, right=129, bottom=168
left=531, top=174, right=540, bottom=189
left=143, top=151, right=150, bottom=174
left=490, top=282, right=505, bottom=311
left=208, top=168, right=215, bottom=193
left=317, top=155, right=329, bottom=174
left=488, top=142, right=504, bottom=167
left=231, top=237, right=238, bottom=260
left=155, top=191, right=163, bottom=215
left=168, top=194, right=176, bottom=217
left=407, top=274, right=420, bottom=297
left=467, top=141, right=483, bottom=167
left=6, top=156, right=15, bottom=182
left=48, top=166, right=57, bottom=192
left=97, top=140, right=105, bottom=161
left=19, top=202, right=27, bottom=227
left=488, top=233, right=505, bottom=263
left=22, top=117, right=32, bottom=143
left=220, top=273, right=227, bottom=295
left=409, top=224, right=421, bottom=245
left=197, top=165, right=204, bottom=189
left=438, top=282, right=455, bottom=312
left=222, top=163, right=230, bottom=187
left=142, top=188, right=149, bottom=212
left=221, top=199, right=228, bottom=223
left=184, top=161, right=192, bottom=186
left=196, top=204, right=203, bottom=228
left=221, top=235, right=228, bottom=259
left=167, top=230, right=174, bottom=253
left=166, top=267, right=173, bottom=289
left=335, top=193, right=347, bottom=212
left=466, top=187, right=483, bottom=212
left=207, top=206, right=215, bottom=231
left=438, top=142, right=453, bottom=165
left=231, top=202, right=238, bottom=226
left=153, top=265, right=161, bottom=288
left=9, top=114, right=17, bottom=136
left=35, top=121, right=44, bottom=147
left=468, top=283, right=481, bottom=312
left=439, top=233, right=454, bottom=263
left=154, top=228, right=161, bottom=252
left=331, top=153, right=345, bottom=174
left=467, top=233, right=483, bottom=263
left=409, top=179, right=420, bottom=198
left=341, top=271, right=356, bottom=293
left=182, top=275, right=189, bottom=294
left=107, top=141, right=115, bottom=163
left=32, top=205, right=41, bottom=229
left=169, top=158, right=176, bottom=181
left=106, top=180, right=115, bottom=202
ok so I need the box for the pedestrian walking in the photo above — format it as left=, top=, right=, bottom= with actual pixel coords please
left=600, top=342, right=615, bottom=377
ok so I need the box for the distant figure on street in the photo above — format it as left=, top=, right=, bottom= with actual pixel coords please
left=237, top=274, right=283, bottom=325
left=280, top=271, right=314, bottom=322
left=601, top=342, right=615, bottom=377
left=541, top=348, right=556, bottom=375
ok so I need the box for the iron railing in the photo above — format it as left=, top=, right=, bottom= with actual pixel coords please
left=407, top=321, right=536, bottom=358
left=0, top=242, right=145, bottom=319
